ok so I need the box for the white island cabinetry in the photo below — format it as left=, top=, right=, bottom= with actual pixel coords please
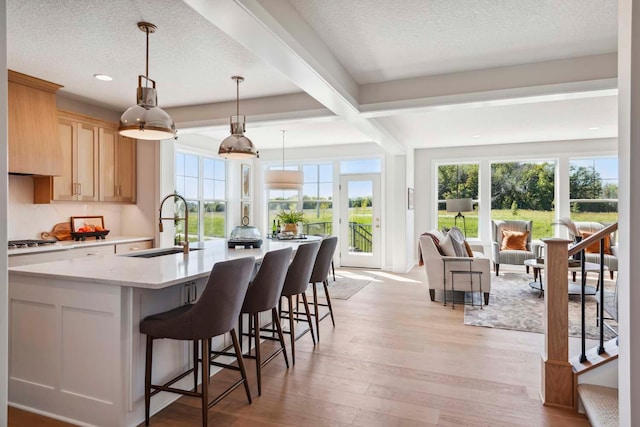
left=8, top=238, right=318, bottom=426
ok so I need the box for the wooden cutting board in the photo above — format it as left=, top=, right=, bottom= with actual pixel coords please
left=41, top=222, right=72, bottom=241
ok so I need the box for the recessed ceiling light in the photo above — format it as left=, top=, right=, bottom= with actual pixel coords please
left=93, top=74, right=113, bottom=81
left=588, top=127, right=600, bottom=130
left=472, top=135, right=481, bottom=138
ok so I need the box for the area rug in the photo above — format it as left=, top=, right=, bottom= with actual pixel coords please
left=464, top=272, right=616, bottom=340
left=308, top=270, right=377, bottom=300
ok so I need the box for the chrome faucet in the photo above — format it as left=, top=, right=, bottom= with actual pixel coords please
left=159, top=193, right=189, bottom=255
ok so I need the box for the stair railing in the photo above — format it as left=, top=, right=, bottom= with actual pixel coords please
left=542, top=222, right=617, bottom=409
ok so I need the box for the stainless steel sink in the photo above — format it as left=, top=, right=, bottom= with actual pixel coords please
left=127, top=247, right=202, bottom=258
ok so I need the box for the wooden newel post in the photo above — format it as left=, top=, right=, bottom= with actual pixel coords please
left=540, top=238, right=574, bottom=409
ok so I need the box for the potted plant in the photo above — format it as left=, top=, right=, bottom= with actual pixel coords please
left=276, top=210, right=305, bottom=233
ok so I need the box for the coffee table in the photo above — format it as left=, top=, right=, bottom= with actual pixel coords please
left=523, top=259, right=606, bottom=297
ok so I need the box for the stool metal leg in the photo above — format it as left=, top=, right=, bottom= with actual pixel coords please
left=144, top=335, right=153, bottom=426
left=201, top=338, right=209, bottom=427
left=254, top=313, right=262, bottom=396
left=193, top=340, right=199, bottom=391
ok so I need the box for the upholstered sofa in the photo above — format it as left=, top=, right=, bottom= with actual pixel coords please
left=419, top=230, right=491, bottom=305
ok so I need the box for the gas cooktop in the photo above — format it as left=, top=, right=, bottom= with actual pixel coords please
left=8, top=239, right=58, bottom=250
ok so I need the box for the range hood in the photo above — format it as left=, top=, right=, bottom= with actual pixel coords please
left=8, top=70, right=63, bottom=176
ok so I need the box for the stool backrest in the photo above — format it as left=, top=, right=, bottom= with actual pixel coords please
left=282, top=241, right=321, bottom=297
left=242, top=247, right=292, bottom=313
left=191, top=256, right=255, bottom=338
left=309, top=236, right=337, bottom=283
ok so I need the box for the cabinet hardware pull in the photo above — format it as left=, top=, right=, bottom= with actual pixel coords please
left=78, top=183, right=82, bottom=195
left=73, top=183, right=77, bottom=195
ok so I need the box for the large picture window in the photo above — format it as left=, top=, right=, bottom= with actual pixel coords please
left=266, top=163, right=333, bottom=235
left=437, top=163, right=479, bottom=237
left=175, top=152, right=227, bottom=242
left=490, top=161, right=555, bottom=240
left=569, top=157, right=618, bottom=223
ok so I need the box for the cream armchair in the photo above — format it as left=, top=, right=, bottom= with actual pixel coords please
left=569, top=221, right=618, bottom=280
left=419, top=231, right=491, bottom=305
left=491, top=220, right=540, bottom=276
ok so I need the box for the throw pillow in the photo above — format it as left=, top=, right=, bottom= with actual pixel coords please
left=463, top=240, right=474, bottom=257
left=439, top=233, right=457, bottom=257
left=424, top=232, right=446, bottom=256
left=580, top=231, right=612, bottom=255
left=501, top=230, right=528, bottom=251
left=447, top=226, right=469, bottom=257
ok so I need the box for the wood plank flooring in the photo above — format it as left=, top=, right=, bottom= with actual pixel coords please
left=8, top=267, right=590, bottom=426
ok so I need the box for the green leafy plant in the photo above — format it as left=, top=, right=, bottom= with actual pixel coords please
left=276, top=210, right=306, bottom=224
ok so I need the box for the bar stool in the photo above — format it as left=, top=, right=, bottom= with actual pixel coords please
left=309, top=236, right=338, bottom=342
left=239, top=247, right=292, bottom=396
left=279, top=241, right=320, bottom=364
left=140, top=256, right=255, bottom=427
left=313, top=234, right=336, bottom=281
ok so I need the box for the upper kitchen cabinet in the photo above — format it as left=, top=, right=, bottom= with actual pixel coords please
left=50, top=112, right=100, bottom=202
left=99, top=130, right=137, bottom=203
left=8, top=70, right=63, bottom=175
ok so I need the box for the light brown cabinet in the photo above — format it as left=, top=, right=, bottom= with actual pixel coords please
left=34, top=111, right=137, bottom=204
left=8, top=70, right=63, bottom=176
left=99, top=130, right=137, bottom=203
left=52, top=114, right=99, bottom=201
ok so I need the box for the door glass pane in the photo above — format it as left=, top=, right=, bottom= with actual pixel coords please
left=347, top=180, right=373, bottom=255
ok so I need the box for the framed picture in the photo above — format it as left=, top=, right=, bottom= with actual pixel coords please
left=241, top=201, right=251, bottom=225
left=407, top=188, right=414, bottom=210
left=71, top=216, right=106, bottom=232
left=241, top=164, right=251, bottom=200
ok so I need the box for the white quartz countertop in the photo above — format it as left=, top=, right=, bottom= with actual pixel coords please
left=7, top=236, right=154, bottom=256
left=9, top=237, right=321, bottom=289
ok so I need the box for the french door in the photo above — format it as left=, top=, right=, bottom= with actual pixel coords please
left=339, top=174, right=381, bottom=268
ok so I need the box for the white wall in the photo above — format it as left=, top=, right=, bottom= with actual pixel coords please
left=1, top=0, right=9, bottom=423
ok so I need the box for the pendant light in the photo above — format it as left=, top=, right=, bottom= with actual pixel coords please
left=264, top=130, right=303, bottom=190
left=118, top=22, right=176, bottom=140
left=218, top=76, right=259, bottom=159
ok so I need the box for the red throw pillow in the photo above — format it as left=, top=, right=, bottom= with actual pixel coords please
left=501, top=230, right=528, bottom=251
left=580, top=231, right=612, bottom=255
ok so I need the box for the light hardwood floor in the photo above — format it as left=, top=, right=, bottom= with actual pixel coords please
left=9, top=267, right=590, bottom=426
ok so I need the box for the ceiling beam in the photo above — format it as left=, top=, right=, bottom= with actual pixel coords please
left=182, top=0, right=406, bottom=154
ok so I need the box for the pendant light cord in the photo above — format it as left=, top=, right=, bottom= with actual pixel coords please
left=145, top=26, right=149, bottom=89
left=236, top=78, right=240, bottom=117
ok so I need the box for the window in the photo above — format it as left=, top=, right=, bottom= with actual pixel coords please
left=340, top=158, right=381, bottom=174
left=569, top=157, right=618, bottom=224
left=491, top=161, right=555, bottom=240
left=175, top=152, right=227, bottom=242
left=266, top=163, right=333, bottom=235
left=437, top=163, right=479, bottom=237
left=302, top=164, right=333, bottom=235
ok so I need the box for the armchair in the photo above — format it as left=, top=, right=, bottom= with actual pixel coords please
left=491, top=220, right=539, bottom=276
left=569, top=221, right=617, bottom=280
left=419, top=231, right=491, bottom=305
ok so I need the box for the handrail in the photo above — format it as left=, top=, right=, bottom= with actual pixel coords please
left=568, top=222, right=617, bottom=257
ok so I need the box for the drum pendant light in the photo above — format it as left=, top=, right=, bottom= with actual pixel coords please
left=264, top=130, right=303, bottom=190
left=218, top=76, right=259, bottom=159
left=118, top=22, right=176, bottom=140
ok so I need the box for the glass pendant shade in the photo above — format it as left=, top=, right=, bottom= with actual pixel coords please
left=218, top=77, right=258, bottom=159
left=264, top=130, right=303, bottom=190
left=264, top=170, right=304, bottom=190
left=119, top=22, right=176, bottom=141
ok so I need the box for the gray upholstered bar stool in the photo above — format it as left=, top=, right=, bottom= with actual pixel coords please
left=308, top=236, right=338, bottom=342
left=239, top=247, right=292, bottom=396
left=279, top=241, right=321, bottom=364
left=140, top=257, right=255, bottom=427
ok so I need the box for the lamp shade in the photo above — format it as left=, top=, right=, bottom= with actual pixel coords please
left=446, top=198, right=473, bottom=213
left=264, top=170, right=304, bottom=190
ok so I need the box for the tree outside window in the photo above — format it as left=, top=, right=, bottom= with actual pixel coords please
left=437, top=164, right=479, bottom=237
left=569, top=157, right=618, bottom=224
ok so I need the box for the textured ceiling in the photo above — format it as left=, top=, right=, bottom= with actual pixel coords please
left=6, top=0, right=619, bottom=150
left=288, top=0, right=617, bottom=84
left=7, top=0, right=301, bottom=110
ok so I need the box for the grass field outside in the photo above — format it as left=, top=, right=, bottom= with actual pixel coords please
left=438, top=210, right=618, bottom=240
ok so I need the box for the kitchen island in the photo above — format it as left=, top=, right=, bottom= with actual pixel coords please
left=8, top=237, right=319, bottom=427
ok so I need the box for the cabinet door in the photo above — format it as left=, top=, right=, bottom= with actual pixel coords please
left=117, top=135, right=136, bottom=203
left=76, top=122, right=99, bottom=201
left=52, top=118, right=77, bottom=201
left=99, top=127, right=118, bottom=202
